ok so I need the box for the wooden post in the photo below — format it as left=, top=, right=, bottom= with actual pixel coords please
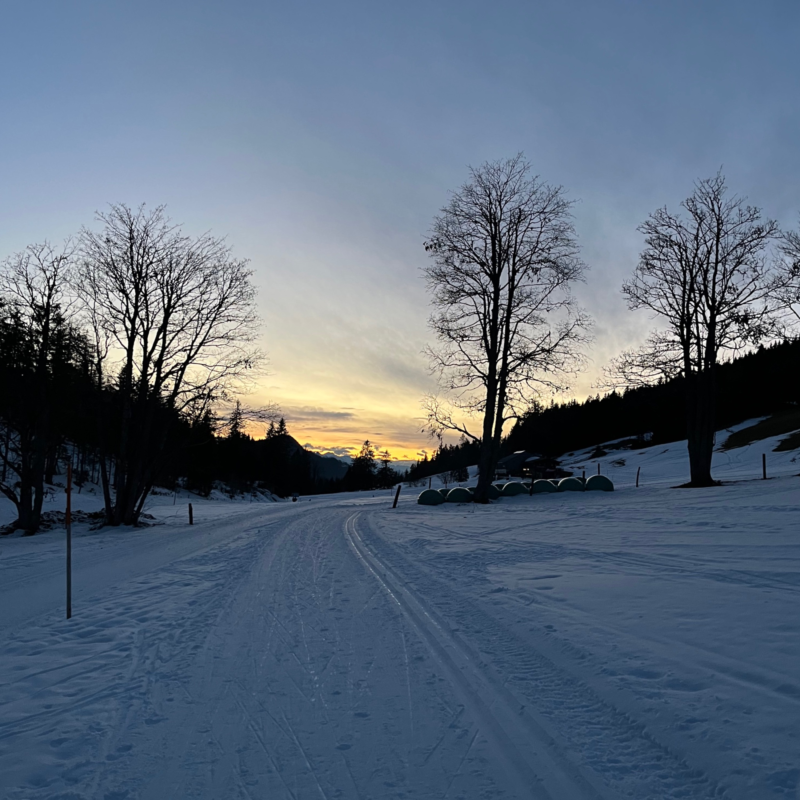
left=428, top=477, right=432, bottom=489
left=597, top=463, right=600, bottom=475
left=66, top=462, right=72, bottom=620
left=392, top=485, right=401, bottom=508
left=762, top=453, right=766, bottom=480
left=582, top=469, right=585, bottom=482
left=636, top=466, right=641, bottom=488
left=188, top=503, right=194, bottom=525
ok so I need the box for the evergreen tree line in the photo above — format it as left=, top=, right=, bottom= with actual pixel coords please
left=406, top=339, right=800, bottom=480
left=0, top=284, right=409, bottom=533
left=182, top=421, right=406, bottom=499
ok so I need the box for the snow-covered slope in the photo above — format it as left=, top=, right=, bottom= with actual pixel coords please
left=560, top=416, right=800, bottom=487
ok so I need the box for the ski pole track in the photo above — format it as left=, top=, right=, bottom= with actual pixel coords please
left=358, top=511, right=725, bottom=800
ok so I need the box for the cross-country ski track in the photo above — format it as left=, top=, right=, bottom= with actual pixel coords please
left=2, top=475, right=800, bottom=799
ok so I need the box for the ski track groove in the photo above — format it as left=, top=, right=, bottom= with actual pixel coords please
left=345, top=513, right=580, bottom=800
left=443, top=728, right=480, bottom=800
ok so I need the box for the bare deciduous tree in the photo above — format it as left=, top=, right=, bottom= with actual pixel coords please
left=610, top=173, right=781, bottom=486
left=78, top=204, right=262, bottom=525
left=424, top=155, right=590, bottom=503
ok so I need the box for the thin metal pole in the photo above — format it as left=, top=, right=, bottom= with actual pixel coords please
left=66, top=462, right=72, bottom=620
left=392, top=485, right=401, bottom=509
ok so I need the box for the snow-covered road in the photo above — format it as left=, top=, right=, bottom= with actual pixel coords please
left=2, top=478, right=799, bottom=799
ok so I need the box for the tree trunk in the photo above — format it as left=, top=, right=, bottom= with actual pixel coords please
left=44, top=445, right=58, bottom=485
left=685, top=369, right=716, bottom=486
left=473, top=383, right=499, bottom=503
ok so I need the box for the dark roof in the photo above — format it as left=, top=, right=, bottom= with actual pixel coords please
left=497, top=450, right=543, bottom=470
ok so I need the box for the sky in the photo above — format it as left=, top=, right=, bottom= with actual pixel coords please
left=1, top=0, right=798, bottom=461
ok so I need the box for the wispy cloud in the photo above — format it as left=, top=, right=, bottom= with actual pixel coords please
left=286, top=406, right=357, bottom=422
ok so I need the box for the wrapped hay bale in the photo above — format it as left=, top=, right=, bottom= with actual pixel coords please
left=585, top=474, right=614, bottom=491
left=418, top=489, right=446, bottom=505
left=446, top=487, right=473, bottom=503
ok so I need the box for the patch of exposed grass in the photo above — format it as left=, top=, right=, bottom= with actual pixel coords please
left=721, top=407, right=800, bottom=450
left=775, top=429, right=800, bottom=452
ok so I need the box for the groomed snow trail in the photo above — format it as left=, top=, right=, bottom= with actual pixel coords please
left=3, top=504, right=547, bottom=799
left=5, top=481, right=796, bottom=798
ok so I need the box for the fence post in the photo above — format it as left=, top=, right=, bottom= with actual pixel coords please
left=636, top=466, right=641, bottom=488
left=188, top=503, right=194, bottom=525
left=392, top=485, right=401, bottom=508
left=762, top=453, right=767, bottom=480
left=597, top=463, right=600, bottom=475
left=66, top=462, right=72, bottom=620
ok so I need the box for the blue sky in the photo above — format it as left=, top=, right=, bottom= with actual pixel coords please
left=1, top=0, right=798, bottom=457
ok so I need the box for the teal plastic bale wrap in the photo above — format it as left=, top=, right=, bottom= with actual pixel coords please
left=532, top=479, right=558, bottom=493
left=446, top=487, right=473, bottom=503
left=558, top=477, right=584, bottom=492
left=438, top=488, right=449, bottom=497
left=585, top=474, right=614, bottom=491
left=418, top=489, right=446, bottom=505
left=502, top=481, right=528, bottom=496
left=487, top=484, right=501, bottom=500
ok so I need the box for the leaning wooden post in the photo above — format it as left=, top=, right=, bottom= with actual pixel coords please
left=188, top=503, right=194, bottom=525
left=636, top=466, right=641, bottom=488
left=392, top=485, right=401, bottom=508
left=762, top=453, right=767, bottom=480
left=66, top=462, right=72, bottom=620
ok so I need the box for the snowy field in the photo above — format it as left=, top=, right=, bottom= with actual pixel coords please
left=1, top=431, right=800, bottom=799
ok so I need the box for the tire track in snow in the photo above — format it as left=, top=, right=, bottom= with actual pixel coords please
left=344, top=512, right=603, bottom=800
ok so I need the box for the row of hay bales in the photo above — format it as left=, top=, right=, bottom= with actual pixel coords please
left=418, top=475, right=613, bottom=505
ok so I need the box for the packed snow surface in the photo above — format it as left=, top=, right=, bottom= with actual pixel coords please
left=2, top=432, right=800, bottom=799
